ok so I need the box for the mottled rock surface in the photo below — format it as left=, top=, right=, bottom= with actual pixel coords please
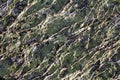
left=0, top=0, right=120, bottom=80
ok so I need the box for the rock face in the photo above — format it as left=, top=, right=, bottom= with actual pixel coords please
left=0, top=0, right=120, bottom=80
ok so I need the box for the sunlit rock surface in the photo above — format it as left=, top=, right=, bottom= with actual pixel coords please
left=0, top=0, right=120, bottom=80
